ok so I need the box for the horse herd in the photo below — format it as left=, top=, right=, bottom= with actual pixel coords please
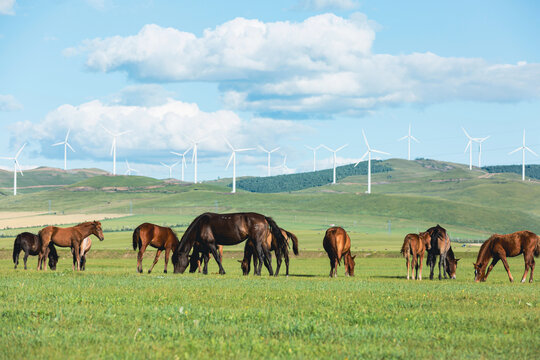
left=10, top=212, right=540, bottom=283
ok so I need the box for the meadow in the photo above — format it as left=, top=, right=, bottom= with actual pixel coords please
left=1, top=255, right=538, bottom=359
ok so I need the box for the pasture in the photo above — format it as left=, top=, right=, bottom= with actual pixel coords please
left=1, top=254, right=539, bottom=359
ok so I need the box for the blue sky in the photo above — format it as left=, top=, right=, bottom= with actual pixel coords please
left=1, top=0, right=539, bottom=180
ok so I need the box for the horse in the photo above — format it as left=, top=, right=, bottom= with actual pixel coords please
left=172, top=212, right=287, bottom=275
left=189, top=244, right=223, bottom=274
left=240, top=228, right=299, bottom=276
left=323, top=226, right=356, bottom=277
left=132, top=223, right=180, bottom=274
left=425, top=224, right=452, bottom=280
left=400, top=232, right=431, bottom=280
left=473, top=231, right=540, bottom=283
left=38, top=221, right=104, bottom=271
left=13, top=232, right=59, bottom=270
left=72, top=237, right=92, bottom=271
left=444, top=246, right=460, bottom=279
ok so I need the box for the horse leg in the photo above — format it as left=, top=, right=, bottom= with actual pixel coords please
left=147, top=249, right=162, bottom=274
left=521, top=254, right=533, bottom=283
left=411, top=254, right=417, bottom=280
left=202, top=253, right=210, bottom=274
left=428, top=253, right=435, bottom=280
left=209, top=244, right=226, bottom=275
left=484, top=257, right=499, bottom=281
left=405, top=254, right=410, bottom=280
left=137, top=243, right=149, bottom=273
left=73, top=243, right=81, bottom=271
left=284, top=250, right=290, bottom=276
left=499, top=254, right=514, bottom=282
left=275, top=252, right=282, bottom=277
left=529, top=258, right=535, bottom=283
left=418, top=253, right=424, bottom=280
left=163, top=248, right=171, bottom=273
left=23, top=250, right=29, bottom=270
left=329, top=258, right=334, bottom=277
left=438, top=255, right=443, bottom=280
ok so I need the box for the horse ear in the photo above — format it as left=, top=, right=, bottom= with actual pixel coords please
left=352, top=255, right=357, bottom=260
left=456, top=258, right=461, bottom=262
left=237, top=260, right=242, bottom=263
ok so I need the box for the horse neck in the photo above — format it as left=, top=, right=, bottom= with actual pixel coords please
left=476, top=239, right=493, bottom=268
left=75, top=223, right=95, bottom=239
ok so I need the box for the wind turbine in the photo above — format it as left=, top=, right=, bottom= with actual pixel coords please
left=160, top=161, right=179, bottom=179
left=187, top=137, right=208, bottom=184
left=0, top=143, right=26, bottom=196
left=124, top=160, right=138, bottom=175
left=101, top=125, right=131, bottom=175
left=509, top=129, right=537, bottom=181
left=321, top=144, right=348, bottom=184
left=224, top=138, right=254, bottom=193
left=171, top=147, right=193, bottom=182
left=274, top=154, right=292, bottom=175
left=462, top=127, right=475, bottom=170
left=354, top=130, right=390, bottom=194
left=52, top=129, right=75, bottom=170
left=398, top=124, right=419, bottom=161
left=258, top=145, right=280, bottom=176
left=476, top=136, right=490, bottom=167
left=305, top=145, right=322, bottom=171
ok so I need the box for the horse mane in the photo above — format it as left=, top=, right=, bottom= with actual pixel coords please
left=476, top=235, right=496, bottom=265
left=175, top=213, right=208, bottom=257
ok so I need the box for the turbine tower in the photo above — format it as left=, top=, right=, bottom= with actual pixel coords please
left=462, top=127, right=474, bottom=170
left=398, top=124, right=419, bottom=161
left=160, top=161, right=179, bottom=179
left=101, top=125, right=131, bottom=175
left=476, top=136, right=490, bottom=167
left=171, top=147, right=193, bottom=182
left=322, top=144, right=348, bottom=184
left=463, top=128, right=490, bottom=169
left=124, top=160, right=138, bottom=175
left=305, top=145, right=322, bottom=171
left=354, top=130, right=389, bottom=194
left=0, top=143, right=26, bottom=196
left=188, top=137, right=207, bottom=184
left=258, top=146, right=280, bottom=176
left=509, top=129, right=537, bottom=181
left=224, top=138, right=254, bottom=194
left=52, top=129, right=75, bottom=170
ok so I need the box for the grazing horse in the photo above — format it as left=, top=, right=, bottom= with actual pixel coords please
left=400, top=232, right=431, bottom=280
left=72, top=237, right=92, bottom=271
left=13, top=232, right=59, bottom=270
left=474, top=231, right=540, bottom=283
left=444, top=247, right=460, bottom=279
left=38, top=221, right=104, bottom=271
left=132, top=223, right=180, bottom=274
left=426, top=224, right=452, bottom=280
left=189, top=244, right=223, bottom=274
left=240, top=228, right=299, bottom=276
left=172, top=212, right=287, bottom=275
left=323, top=227, right=356, bottom=277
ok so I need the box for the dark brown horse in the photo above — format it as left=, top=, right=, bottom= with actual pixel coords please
left=189, top=244, right=223, bottom=274
left=38, top=221, right=104, bottom=271
left=400, top=232, right=431, bottom=280
left=132, top=223, right=180, bottom=274
left=474, top=231, right=540, bottom=283
left=323, top=226, right=356, bottom=277
left=426, top=224, right=452, bottom=280
left=13, top=232, right=59, bottom=270
left=240, top=228, right=299, bottom=276
left=172, top=212, right=287, bottom=275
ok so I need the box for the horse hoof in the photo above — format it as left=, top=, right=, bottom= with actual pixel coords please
left=164, top=270, right=167, bottom=274
left=148, top=270, right=152, bottom=274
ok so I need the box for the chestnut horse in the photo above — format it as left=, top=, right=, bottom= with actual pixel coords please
left=38, top=221, right=104, bottom=271
left=173, top=212, right=287, bottom=275
left=240, top=228, right=299, bottom=276
left=323, top=226, right=356, bottom=277
left=400, top=232, right=431, bottom=280
left=474, top=231, right=540, bottom=283
left=72, top=237, right=92, bottom=271
left=13, top=232, right=59, bottom=270
left=426, top=224, right=452, bottom=280
left=132, top=223, right=180, bottom=274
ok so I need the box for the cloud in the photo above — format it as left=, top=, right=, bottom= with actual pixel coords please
left=68, top=13, right=540, bottom=117
left=0, top=0, right=15, bottom=15
left=12, top=96, right=308, bottom=163
left=294, top=0, right=359, bottom=11
left=0, top=94, right=23, bottom=111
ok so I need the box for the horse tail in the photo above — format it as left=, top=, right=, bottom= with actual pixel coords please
left=13, top=234, right=22, bottom=265
left=400, top=235, right=410, bottom=258
left=132, top=226, right=141, bottom=251
left=284, top=230, right=299, bottom=255
left=265, top=216, right=287, bottom=252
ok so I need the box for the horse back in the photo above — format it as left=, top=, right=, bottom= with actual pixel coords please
left=323, top=227, right=350, bottom=260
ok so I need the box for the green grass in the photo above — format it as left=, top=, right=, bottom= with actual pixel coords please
left=0, top=255, right=538, bottom=359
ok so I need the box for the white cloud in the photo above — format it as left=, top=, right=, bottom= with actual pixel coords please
left=0, top=0, right=15, bottom=15
left=12, top=97, right=308, bottom=163
left=68, top=13, right=540, bottom=117
left=0, top=94, right=23, bottom=111
left=295, top=0, right=359, bottom=11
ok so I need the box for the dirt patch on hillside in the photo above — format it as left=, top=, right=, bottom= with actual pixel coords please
left=0, top=212, right=128, bottom=229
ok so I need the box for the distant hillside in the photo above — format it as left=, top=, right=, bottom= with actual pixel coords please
left=0, top=167, right=109, bottom=195
left=235, top=161, right=392, bottom=193
left=483, top=164, right=540, bottom=179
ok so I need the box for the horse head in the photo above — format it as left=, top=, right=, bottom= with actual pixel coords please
left=420, top=231, right=431, bottom=250
left=239, top=259, right=250, bottom=275
left=48, top=252, right=58, bottom=270
left=446, top=258, right=459, bottom=279
left=172, top=246, right=190, bottom=274
left=92, top=221, right=105, bottom=241
left=473, top=262, right=485, bottom=282
left=346, top=254, right=356, bottom=276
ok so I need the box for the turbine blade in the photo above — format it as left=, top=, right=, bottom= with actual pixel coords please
left=354, top=151, right=370, bottom=166
left=371, top=149, right=390, bottom=155
left=117, top=130, right=132, bottom=137
left=398, top=135, right=408, bottom=141
left=160, top=162, right=167, bottom=167
left=15, top=160, right=23, bottom=175
left=170, top=151, right=182, bottom=156
left=270, top=147, right=280, bottom=153
left=362, top=129, right=370, bottom=149
left=100, top=124, right=114, bottom=136
left=508, top=147, right=522, bottom=155
left=225, top=153, right=234, bottom=169
left=525, top=147, right=538, bottom=157
left=464, top=141, right=471, bottom=153
left=235, top=148, right=254, bottom=152
left=305, top=145, right=314, bottom=151
left=15, top=143, right=26, bottom=159
left=462, top=127, right=472, bottom=140
left=65, top=129, right=71, bottom=142
left=258, top=145, right=268, bottom=153
left=411, top=135, right=419, bottom=143
left=52, top=142, right=64, bottom=146
left=223, top=137, right=234, bottom=151
left=66, top=142, right=75, bottom=152
left=183, top=146, right=193, bottom=156
left=110, top=140, right=115, bottom=156
left=336, top=144, right=348, bottom=152
left=321, top=145, right=333, bottom=152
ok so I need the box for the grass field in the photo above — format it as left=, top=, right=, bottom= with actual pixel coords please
left=1, top=255, right=538, bottom=359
